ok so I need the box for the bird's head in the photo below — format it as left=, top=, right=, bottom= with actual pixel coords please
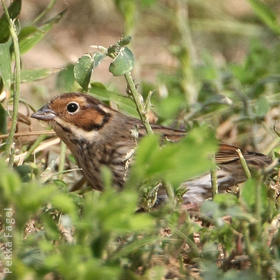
left=31, top=93, right=112, bottom=140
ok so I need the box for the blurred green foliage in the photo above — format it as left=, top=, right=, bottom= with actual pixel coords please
left=1, top=0, right=280, bottom=279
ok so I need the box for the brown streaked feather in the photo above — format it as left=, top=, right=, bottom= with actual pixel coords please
left=215, top=144, right=242, bottom=164
left=216, top=143, right=271, bottom=168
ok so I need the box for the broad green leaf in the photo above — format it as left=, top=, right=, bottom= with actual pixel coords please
left=248, top=0, right=280, bottom=34
left=21, top=68, right=59, bottom=83
left=134, top=134, right=159, bottom=168
left=89, top=83, right=138, bottom=117
left=214, top=193, right=238, bottom=208
left=19, top=10, right=66, bottom=54
left=109, top=47, right=134, bottom=76
left=51, top=193, right=76, bottom=215
left=0, top=41, right=12, bottom=88
left=17, top=183, right=56, bottom=212
left=100, top=190, right=153, bottom=233
left=0, top=164, right=21, bottom=198
left=240, top=178, right=268, bottom=213
left=131, top=126, right=217, bottom=185
left=74, top=54, right=93, bottom=91
left=56, top=64, right=77, bottom=92
left=0, top=0, right=22, bottom=43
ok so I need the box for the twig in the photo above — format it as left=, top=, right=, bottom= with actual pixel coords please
left=1, top=0, right=21, bottom=165
left=0, top=130, right=55, bottom=139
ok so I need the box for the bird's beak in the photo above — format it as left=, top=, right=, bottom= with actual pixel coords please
left=31, top=104, right=56, bottom=121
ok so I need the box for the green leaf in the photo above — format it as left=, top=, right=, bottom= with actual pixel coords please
left=21, top=68, right=59, bottom=83
left=19, top=10, right=66, bottom=54
left=89, top=82, right=138, bottom=117
left=0, top=41, right=12, bottom=88
left=248, top=0, right=280, bottom=34
left=17, top=184, right=56, bottom=215
left=240, top=179, right=255, bottom=209
left=51, top=193, right=76, bottom=215
left=134, top=134, right=159, bottom=168
left=56, top=64, right=77, bottom=92
left=213, top=193, right=238, bottom=208
left=74, top=54, right=94, bottom=91
left=131, top=126, right=217, bottom=185
left=240, top=178, right=268, bottom=213
left=0, top=163, right=21, bottom=199
left=109, top=47, right=134, bottom=76
left=0, top=0, right=22, bottom=43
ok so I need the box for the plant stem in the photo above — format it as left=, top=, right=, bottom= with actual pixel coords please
left=175, top=0, right=197, bottom=104
left=255, top=177, right=262, bottom=239
left=124, top=72, right=153, bottom=134
left=164, top=182, right=175, bottom=203
left=236, top=149, right=251, bottom=179
left=33, top=0, right=57, bottom=24
left=2, top=0, right=21, bottom=165
left=23, top=134, right=47, bottom=162
left=58, top=142, right=67, bottom=180
left=211, top=164, right=218, bottom=198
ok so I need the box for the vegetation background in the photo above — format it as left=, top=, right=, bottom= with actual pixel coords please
left=1, top=0, right=280, bottom=279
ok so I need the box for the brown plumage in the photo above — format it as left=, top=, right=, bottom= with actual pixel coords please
left=32, top=92, right=272, bottom=204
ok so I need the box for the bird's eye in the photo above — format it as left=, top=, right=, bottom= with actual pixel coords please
left=67, top=102, right=79, bottom=114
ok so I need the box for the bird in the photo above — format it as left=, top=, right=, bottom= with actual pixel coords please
left=31, top=92, right=272, bottom=205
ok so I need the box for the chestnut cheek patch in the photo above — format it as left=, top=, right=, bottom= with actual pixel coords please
left=73, top=108, right=111, bottom=131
